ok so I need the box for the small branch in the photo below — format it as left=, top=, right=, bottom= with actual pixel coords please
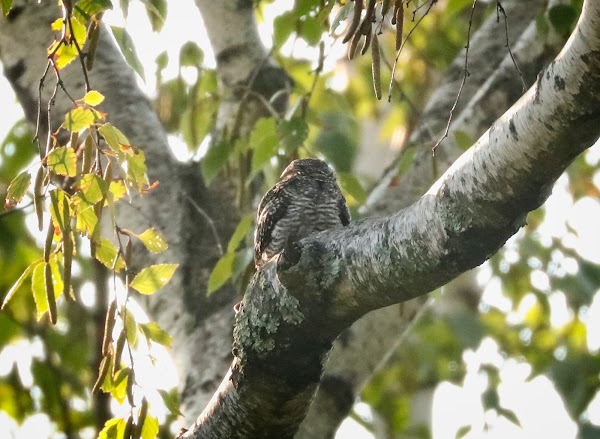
left=431, top=0, right=478, bottom=154
left=497, top=1, right=527, bottom=92
left=185, top=194, right=225, bottom=257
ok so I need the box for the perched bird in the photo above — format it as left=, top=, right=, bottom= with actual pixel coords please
left=254, top=158, right=350, bottom=268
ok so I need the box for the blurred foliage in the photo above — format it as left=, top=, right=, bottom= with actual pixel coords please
left=0, top=0, right=597, bottom=438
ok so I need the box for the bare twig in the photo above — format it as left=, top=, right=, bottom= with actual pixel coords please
left=431, top=0, right=478, bottom=154
left=185, top=193, right=225, bottom=257
left=497, top=1, right=527, bottom=92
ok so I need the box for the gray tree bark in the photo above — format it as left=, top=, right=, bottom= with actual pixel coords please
left=0, top=0, right=598, bottom=438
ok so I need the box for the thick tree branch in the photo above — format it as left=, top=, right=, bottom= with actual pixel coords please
left=300, top=1, right=564, bottom=435
left=181, top=1, right=600, bottom=436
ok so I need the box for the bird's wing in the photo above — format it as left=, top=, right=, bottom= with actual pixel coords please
left=254, top=183, right=291, bottom=266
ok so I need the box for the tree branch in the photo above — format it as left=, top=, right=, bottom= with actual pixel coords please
left=181, top=1, right=600, bottom=436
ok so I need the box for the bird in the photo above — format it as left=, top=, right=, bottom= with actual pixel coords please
left=254, top=158, right=350, bottom=269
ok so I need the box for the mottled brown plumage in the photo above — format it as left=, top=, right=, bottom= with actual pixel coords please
left=254, top=158, right=350, bottom=268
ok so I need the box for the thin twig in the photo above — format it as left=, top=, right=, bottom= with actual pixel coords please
left=431, top=0, right=478, bottom=154
left=0, top=201, right=34, bottom=219
left=497, top=1, right=527, bottom=92
left=184, top=194, right=225, bottom=257
left=380, top=48, right=420, bottom=114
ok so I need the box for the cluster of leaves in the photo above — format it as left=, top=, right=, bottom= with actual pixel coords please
left=1, top=1, right=179, bottom=438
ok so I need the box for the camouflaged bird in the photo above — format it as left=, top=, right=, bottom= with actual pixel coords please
left=254, top=158, right=350, bottom=268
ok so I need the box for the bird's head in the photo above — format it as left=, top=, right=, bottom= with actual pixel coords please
left=279, top=158, right=334, bottom=181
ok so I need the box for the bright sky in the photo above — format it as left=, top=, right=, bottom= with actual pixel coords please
left=0, top=1, right=599, bottom=439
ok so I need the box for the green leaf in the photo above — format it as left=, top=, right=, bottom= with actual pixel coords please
left=81, top=90, right=105, bottom=106
left=95, top=238, right=125, bottom=272
left=455, top=425, right=472, bottom=439
left=2, top=259, right=43, bottom=309
left=227, top=215, right=254, bottom=253
left=130, top=264, right=178, bottom=295
left=140, top=0, right=167, bottom=32
left=273, top=11, right=295, bottom=48
left=157, top=388, right=182, bottom=415
left=6, top=171, right=30, bottom=205
left=201, top=140, right=232, bottom=185
left=497, top=407, right=521, bottom=428
left=73, top=174, right=109, bottom=213
left=98, top=418, right=124, bottom=439
left=277, top=118, right=308, bottom=154
left=47, top=146, right=77, bottom=177
left=49, top=189, right=70, bottom=233
left=446, top=0, right=475, bottom=16
left=73, top=0, right=113, bottom=23
left=139, top=322, right=172, bottom=348
left=32, top=263, right=49, bottom=320
left=126, top=150, right=149, bottom=190
left=330, top=2, right=352, bottom=33
left=338, top=172, right=366, bottom=206
left=109, top=368, right=130, bottom=404
left=179, top=98, right=218, bottom=149
left=548, top=5, right=577, bottom=36
left=250, top=118, right=279, bottom=176
left=231, top=248, right=253, bottom=282
left=61, top=107, right=99, bottom=132
left=140, top=414, right=159, bottom=439
left=298, top=16, right=323, bottom=46
left=138, top=228, right=168, bottom=253
left=207, top=252, right=235, bottom=295
left=49, top=252, right=65, bottom=301
left=179, top=41, right=203, bottom=67
left=110, top=26, right=146, bottom=81
left=99, top=123, right=131, bottom=152
left=453, top=130, right=474, bottom=150
left=108, top=180, right=127, bottom=202
left=1, top=0, right=12, bottom=17
left=125, top=310, right=138, bottom=347
left=75, top=207, right=98, bottom=237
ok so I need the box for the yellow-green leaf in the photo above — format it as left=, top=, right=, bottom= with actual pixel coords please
left=6, top=171, right=30, bottom=205
left=227, top=215, right=254, bottom=253
left=47, top=146, right=77, bottom=177
left=81, top=90, right=105, bottom=106
left=157, top=388, right=182, bottom=416
left=207, top=252, right=235, bottom=295
left=98, top=418, right=124, bottom=439
left=110, top=26, right=146, bottom=81
left=49, top=189, right=70, bottom=233
left=250, top=118, right=279, bottom=176
left=75, top=207, right=98, bottom=237
left=49, top=253, right=64, bottom=301
left=140, top=414, right=159, bottom=439
left=99, top=123, right=131, bottom=152
left=32, top=263, right=48, bottom=320
left=130, top=264, right=178, bottom=295
left=95, top=238, right=125, bottom=272
left=125, top=150, right=149, bottom=190
left=108, top=180, right=127, bottom=202
left=125, top=310, right=138, bottom=347
left=62, top=107, right=98, bottom=132
left=1, top=0, right=13, bottom=17
left=1, top=259, right=43, bottom=309
left=73, top=174, right=108, bottom=213
left=138, top=228, right=168, bottom=253
left=139, top=322, right=172, bottom=348
left=108, top=368, right=130, bottom=404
